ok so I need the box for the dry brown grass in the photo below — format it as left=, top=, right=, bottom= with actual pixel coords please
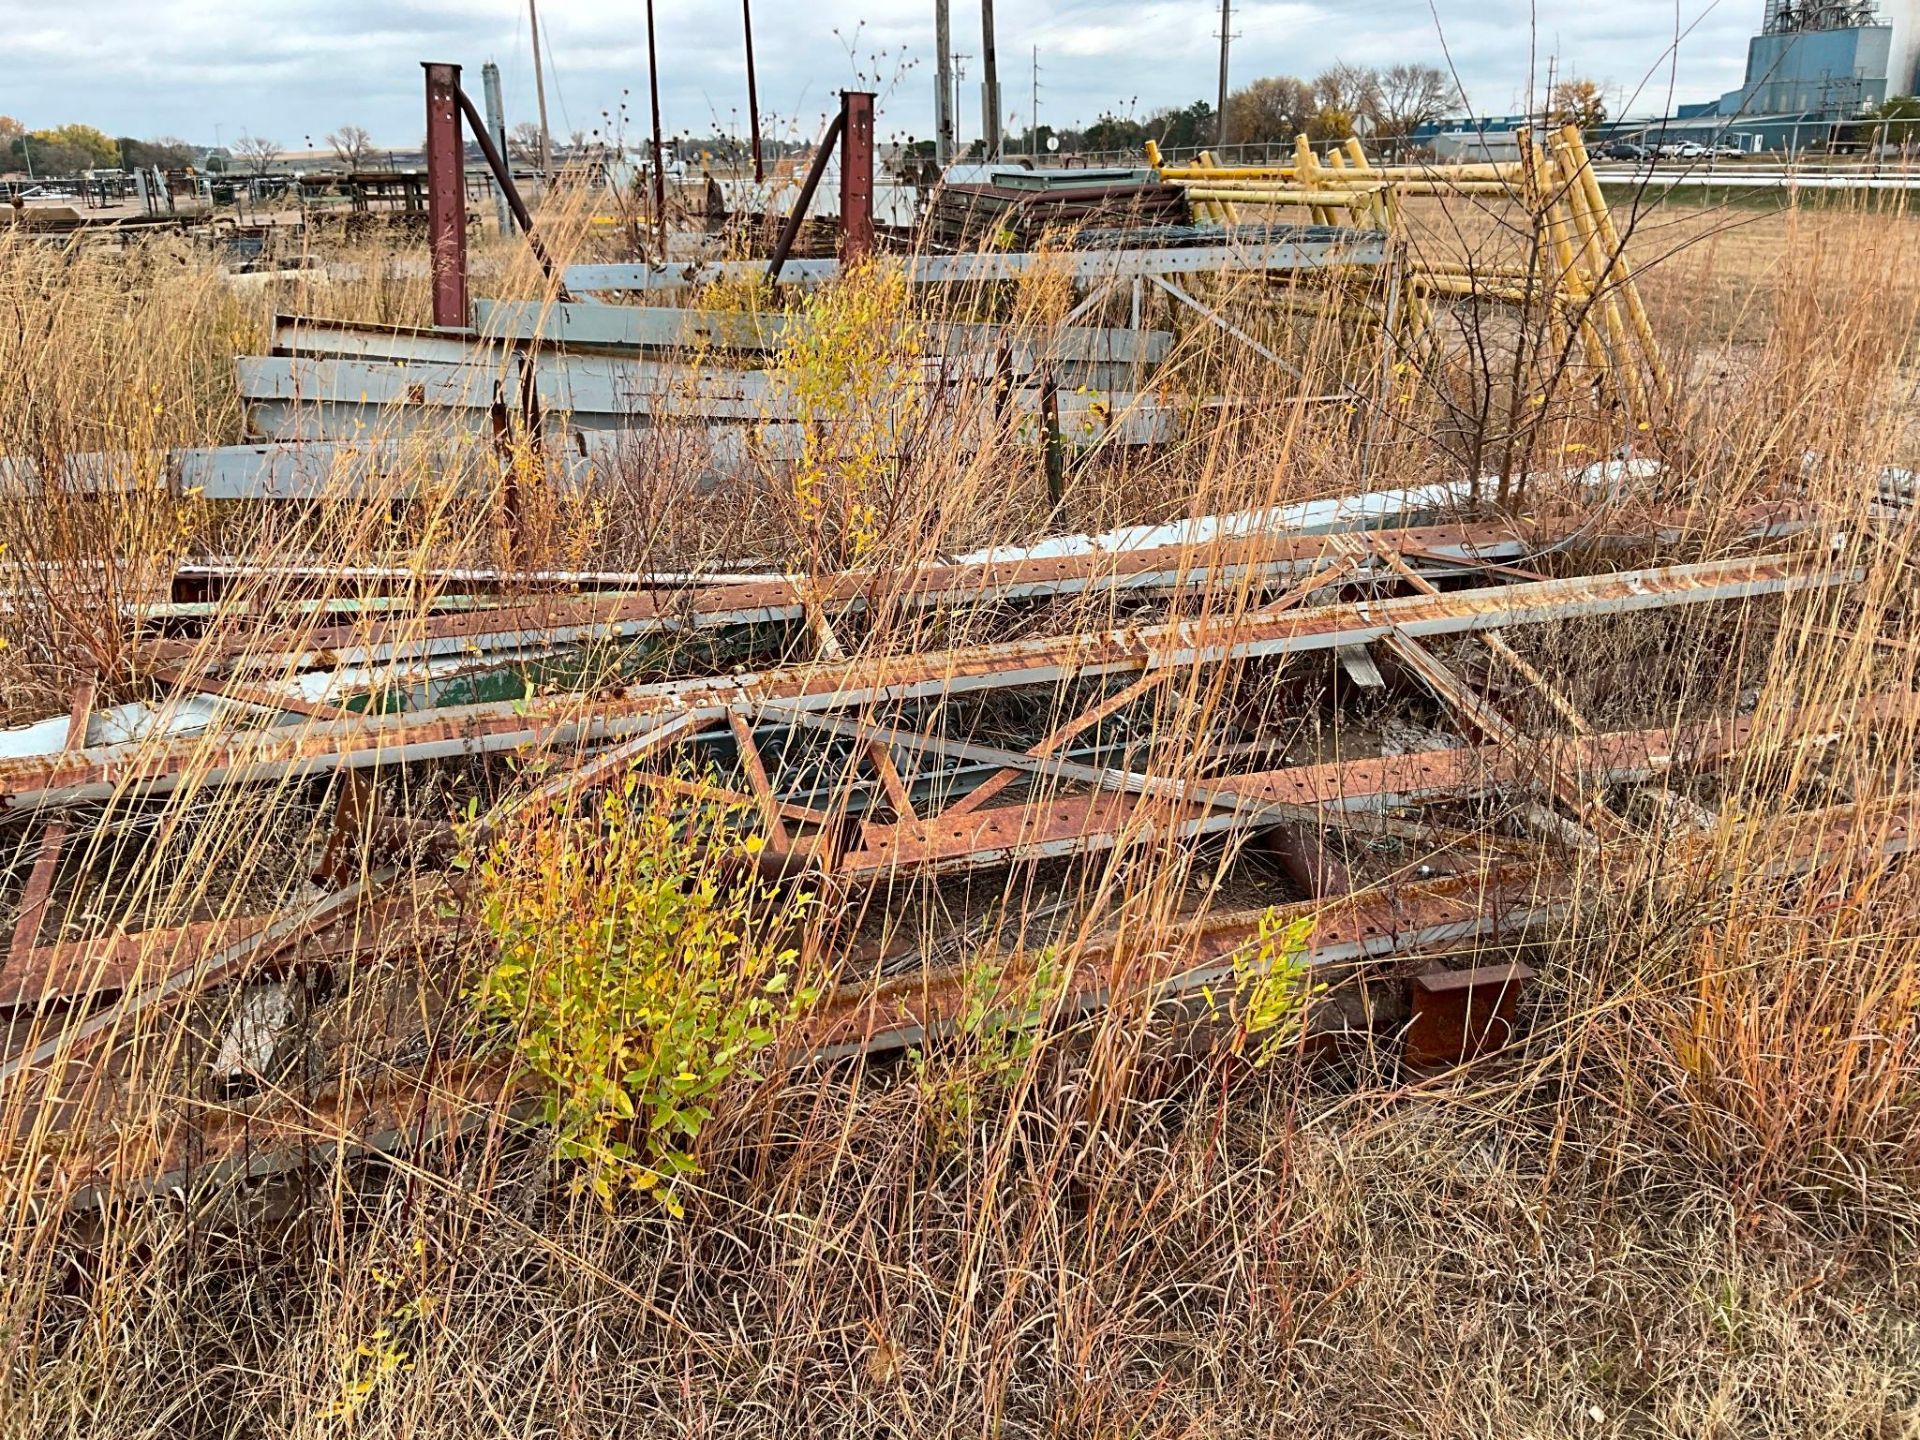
left=1, top=181, right=1918, bottom=1438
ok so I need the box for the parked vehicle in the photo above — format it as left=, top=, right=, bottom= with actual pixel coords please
left=1600, top=141, right=1650, bottom=161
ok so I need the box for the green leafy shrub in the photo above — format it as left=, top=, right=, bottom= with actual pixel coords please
left=470, top=780, right=815, bottom=1213
left=1208, top=909, right=1319, bottom=1065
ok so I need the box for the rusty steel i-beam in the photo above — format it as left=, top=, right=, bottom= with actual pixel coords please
left=839, top=90, right=876, bottom=263
left=422, top=62, right=469, bottom=329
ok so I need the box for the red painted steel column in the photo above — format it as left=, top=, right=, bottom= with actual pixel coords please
left=838, top=90, right=876, bottom=264
left=423, top=61, right=470, bottom=329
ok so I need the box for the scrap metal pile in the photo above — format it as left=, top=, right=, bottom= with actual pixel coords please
left=1, top=71, right=1913, bottom=1202
left=2, top=471, right=1912, bottom=1195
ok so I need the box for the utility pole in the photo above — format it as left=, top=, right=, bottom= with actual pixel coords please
left=981, top=0, right=1002, bottom=159
left=743, top=0, right=764, bottom=182
left=528, top=0, right=553, bottom=177
left=1216, top=0, right=1232, bottom=148
left=481, top=62, right=513, bottom=234
left=953, top=55, right=970, bottom=156
left=645, top=0, right=668, bottom=254
left=934, top=0, right=955, bottom=166
left=1030, top=45, right=1040, bottom=155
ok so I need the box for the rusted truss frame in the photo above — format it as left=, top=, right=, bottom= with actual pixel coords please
left=827, top=692, right=1920, bottom=878
left=0, top=544, right=1860, bottom=1092
left=0, top=553, right=1857, bottom=814
left=7, top=679, right=1902, bottom=1019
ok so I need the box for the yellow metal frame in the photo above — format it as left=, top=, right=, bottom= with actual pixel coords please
left=1146, top=126, right=1671, bottom=414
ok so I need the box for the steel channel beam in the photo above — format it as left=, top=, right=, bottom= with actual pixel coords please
left=463, top=301, right=1173, bottom=364
left=0, top=555, right=1857, bottom=812
left=236, top=352, right=1177, bottom=425
left=562, top=232, right=1388, bottom=293
left=178, top=519, right=1541, bottom=678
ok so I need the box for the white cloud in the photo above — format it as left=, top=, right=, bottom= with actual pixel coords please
left=0, top=0, right=1763, bottom=145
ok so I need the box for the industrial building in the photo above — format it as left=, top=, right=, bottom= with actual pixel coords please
left=1414, top=0, right=1918, bottom=155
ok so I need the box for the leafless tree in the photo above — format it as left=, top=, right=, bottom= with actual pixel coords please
left=507, top=121, right=546, bottom=165
left=326, top=125, right=374, bottom=170
left=1368, top=63, right=1456, bottom=140
left=1223, top=76, right=1317, bottom=147
left=1314, top=64, right=1381, bottom=121
left=1299, top=64, right=1378, bottom=142
left=233, top=133, right=282, bottom=175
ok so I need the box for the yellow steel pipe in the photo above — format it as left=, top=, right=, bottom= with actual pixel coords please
left=1184, top=187, right=1406, bottom=206
left=1559, top=124, right=1672, bottom=405
left=1531, top=138, right=1612, bottom=387
left=1158, top=162, right=1522, bottom=182
left=1552, top=131, right=1646, bottom=415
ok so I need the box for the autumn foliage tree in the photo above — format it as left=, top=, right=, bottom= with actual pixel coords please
left=1223, top=76, right=1317, bottom=146
left=1549, top=79, right=1608, bottom=133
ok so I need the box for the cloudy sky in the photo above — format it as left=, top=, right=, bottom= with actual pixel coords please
left=3, top=0, right=1759, bottom=150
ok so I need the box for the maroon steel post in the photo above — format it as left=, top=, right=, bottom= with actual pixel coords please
left=645, top=0, right=668, bottom=256
left=838, top=90, right=876, bottom=264
left=765, top=111, right=844, bottom=284
left=423, top=62, right=469, bottom=328
left=743, top=0, right=765, bottom=183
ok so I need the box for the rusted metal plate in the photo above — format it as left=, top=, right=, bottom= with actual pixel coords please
left=1404, top=962, right=1537, bottom=1066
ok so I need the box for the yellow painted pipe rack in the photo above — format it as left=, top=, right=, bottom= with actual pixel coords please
left=1146, top=127, right=1671, bottom=413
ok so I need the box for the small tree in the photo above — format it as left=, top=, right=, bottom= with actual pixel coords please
left=1223, top=76, right=1316, bottom=147
left=1313, top=63, right=1382, bottom=124
left=507, top=120, right=546, bottom=165
left=234, top=133, right=282, bottom=175
left=472, top=782, right=817, bottom=1212
left=326, top=124, right=374, bottom=170
left=1548, top=79, right=1607, bottom=133
left=1369, top=63, right=1455, bottom=140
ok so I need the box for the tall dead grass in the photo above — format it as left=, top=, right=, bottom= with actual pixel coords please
left=0, top=182, right=1918, bottom=1437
